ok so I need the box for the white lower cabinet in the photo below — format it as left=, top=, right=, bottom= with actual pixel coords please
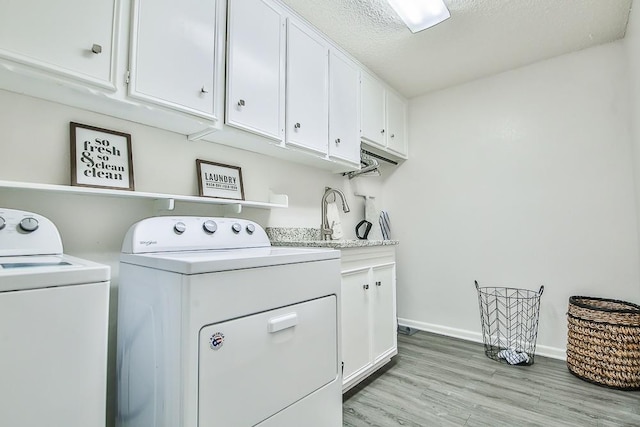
left=342, top=269, right=371, bottom=381
left=341, top=246, right=397, bottom=392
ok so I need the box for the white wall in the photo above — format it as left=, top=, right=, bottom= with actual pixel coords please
left=0, top=88, right=381, bottom=426
left=627, top=0, right=640, bottom=268
left=385, top=41, right=640, bottom=357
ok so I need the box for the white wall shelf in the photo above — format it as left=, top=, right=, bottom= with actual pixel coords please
left=0, top=180, right=288, bottom=213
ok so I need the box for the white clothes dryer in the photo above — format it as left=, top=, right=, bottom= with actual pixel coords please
left=0, top=208, right=110, bottom=427
left=116, top=216, right=342, bottom=427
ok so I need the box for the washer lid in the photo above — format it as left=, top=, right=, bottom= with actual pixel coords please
left=120, top=246, right=340, bottom=274
left=0, top=254, right=110, bottom=292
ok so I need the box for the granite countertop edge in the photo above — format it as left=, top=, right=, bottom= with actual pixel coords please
left=271, top=240, right=399, bottom=249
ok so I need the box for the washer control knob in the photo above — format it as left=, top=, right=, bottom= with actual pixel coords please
left=246, top=223, right=255, bottom=234
left=231, top=223, right=242, bottom=234
left=19, top=217, right=39, bottom=232
left=203, top=220, right=217, bottom=234
left=174, top=222, right=186, bottom=234
left=0, top=217, right=5, bottom=230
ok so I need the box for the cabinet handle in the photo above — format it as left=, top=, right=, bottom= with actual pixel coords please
left=335, top=138, right=341, bottom=144
left=238, top=99, right=245, bottom=107
left=390, top=134, right=395, bottom=138
left=294, top=123, right=301, bottom=129
left=380, top=129, right=385, bottom=134
left=376, top=281, right=382, bottom=287
left=363, top=284, right=369, bottom=290
left=200, top=86, right=209, bottom=94
left=91, top=44, right=102, bottom=54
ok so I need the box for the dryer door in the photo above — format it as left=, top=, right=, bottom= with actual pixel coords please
left=198, top=295, right=337, bottom=426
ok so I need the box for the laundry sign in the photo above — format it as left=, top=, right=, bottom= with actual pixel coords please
left=70, top=122, right=135, bottom=191
left=196, top=159, right=245, bottom=200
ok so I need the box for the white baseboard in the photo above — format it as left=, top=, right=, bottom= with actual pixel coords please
left=397, top=317, right=566, bottom=361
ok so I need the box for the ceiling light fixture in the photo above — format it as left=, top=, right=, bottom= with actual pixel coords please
left=387, top=0, right=451, bottom=33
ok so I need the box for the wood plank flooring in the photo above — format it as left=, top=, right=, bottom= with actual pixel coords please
left=343, top=331, right=640, bottom=426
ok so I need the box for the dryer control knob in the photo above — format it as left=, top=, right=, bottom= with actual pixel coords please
left=19, top=217, right=39, bottom=232
left=203, top=220, right=217, bottom=234
left=0, top=217, right=5, bottom=230
left=174, top=222, right=186, bottom=234
left=246, top=223, right=255, bottom=234
left=231, top=223, right=242, bottom=234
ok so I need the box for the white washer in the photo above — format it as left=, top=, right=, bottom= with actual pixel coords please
left=0, top=208, right=110, bottom=427
left=116, top=216, right=342, bottom=427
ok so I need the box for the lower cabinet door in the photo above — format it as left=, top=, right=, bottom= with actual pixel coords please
left=341, top=268, right=371, bottom=380
left=371, top=264, right=397, bottom=361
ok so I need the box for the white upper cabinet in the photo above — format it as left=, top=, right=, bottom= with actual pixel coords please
left=0, top=0, right=116, bottom=89
left=385, top=90, right=408, bottom=156
left=226, top=0, right=285, bottom=141
left=0, top=0, right=405, bottom=170
left=360, top=71, right=408, bottom=159
left=329, top=51, right=360, bottom=166
left=360, top=72, right=386, bottom=147
left=285, top=20, right=329, bottom=155
left=128, top=0, right=220, bottom=120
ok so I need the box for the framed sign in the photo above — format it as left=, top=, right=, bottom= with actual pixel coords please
left=70, top=122, right=134, bottom=191
left=196, top=159, right=245, bottom=200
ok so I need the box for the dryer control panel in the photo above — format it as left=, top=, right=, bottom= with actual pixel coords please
left=121, top=217, right=270, bottom=254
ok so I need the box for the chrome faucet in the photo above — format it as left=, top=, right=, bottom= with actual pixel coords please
left=321, top=187, right=350, bottom=240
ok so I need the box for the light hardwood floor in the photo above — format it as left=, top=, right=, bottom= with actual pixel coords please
left=343, top=331, right=640, bottom=426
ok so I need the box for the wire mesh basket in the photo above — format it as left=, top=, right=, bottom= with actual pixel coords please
left=475, top=280, right=544, bottom=366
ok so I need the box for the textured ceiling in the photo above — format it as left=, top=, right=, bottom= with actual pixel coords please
left=280, top=0, right=633, bottom=98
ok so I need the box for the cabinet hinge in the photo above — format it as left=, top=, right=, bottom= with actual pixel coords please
left=125, top=70, right=130, bottom=84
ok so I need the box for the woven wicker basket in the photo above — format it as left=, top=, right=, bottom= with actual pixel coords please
left=566, top=296, right=640, bottom=390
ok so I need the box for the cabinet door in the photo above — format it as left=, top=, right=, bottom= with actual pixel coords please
left=129, top=0, right=217, bottom=119
left=0, top=0, right=115, bottom=89
left=286, top=20, right=329, bottom=155
left=386, top=91, right=408, bottom=156
left=341, top=269, right=372, bottom=380
left=371, top=264, right=397, bottom=362
left=328, top=51, right=360, bottom=165
left=360, top=72, right=385, bottom=147
left=226, top=0, right=285, bottom=141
